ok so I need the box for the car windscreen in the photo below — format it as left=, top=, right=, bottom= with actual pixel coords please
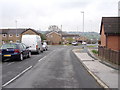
left=1, top=44, right=17, bottom=49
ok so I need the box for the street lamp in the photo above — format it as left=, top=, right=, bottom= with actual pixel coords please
left=81, top=11, right=84, bottom=33
left=15, top=20, right=17, bottom=43
left=81, top=11, right=84, bottom=43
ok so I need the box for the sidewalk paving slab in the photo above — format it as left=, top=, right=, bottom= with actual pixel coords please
left=73, top=49, right=119, bottom=89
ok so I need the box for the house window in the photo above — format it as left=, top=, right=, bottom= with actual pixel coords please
left=16, top=34, right=19, bottom=37
left=2, top=34, right=7, bottom=37
left=9, top=34, right=13, bottom=37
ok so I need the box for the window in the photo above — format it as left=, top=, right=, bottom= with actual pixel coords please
left=22, top=43, right=27, bottom=49
left=9, top=34, right=13, bottom=37
left=2, top=34, right=6, bottom=37
left=16, top=34, right=19, bottom=37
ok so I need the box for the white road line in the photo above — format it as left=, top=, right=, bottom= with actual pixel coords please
left=39, top=56, right=47, bottom=62
left=2, top=66, right=33, bottom=87
left=7, top=62, right=15, bottom=66
left=38, top=50, right=56, bottom=62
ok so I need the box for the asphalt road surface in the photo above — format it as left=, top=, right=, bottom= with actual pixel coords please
left=2, top=45, right=102, bottom=88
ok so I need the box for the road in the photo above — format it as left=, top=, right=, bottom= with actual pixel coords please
left=2, top=45, right=102, bottom=88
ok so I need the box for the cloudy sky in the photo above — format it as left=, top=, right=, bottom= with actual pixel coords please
left=0, top=0, right=119, bottom=32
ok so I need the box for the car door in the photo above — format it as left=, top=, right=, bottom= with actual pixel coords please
left=20, top=44, right=27, bottom=57
left=22, top=43, right=29, bottom=56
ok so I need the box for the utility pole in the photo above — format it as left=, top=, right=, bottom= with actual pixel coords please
left=15, top=20, right=17, bottom=43
left=81, top=11, right=84, bottom=42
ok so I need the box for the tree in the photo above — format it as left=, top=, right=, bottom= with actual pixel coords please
left=40, top=34, right=46, bottom=41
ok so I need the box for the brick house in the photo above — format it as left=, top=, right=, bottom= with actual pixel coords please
left=46, top=31, right=62, bottom=45
left=21, top=28, right=41, bottom=36
left=99, top=17, right=120, bottom=64
left=0, top=28, right=41, bottom=44
left=0, top=28, right=26, bottom=44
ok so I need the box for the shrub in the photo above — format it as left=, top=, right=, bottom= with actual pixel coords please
left=92, top=50, right=98, bottom=54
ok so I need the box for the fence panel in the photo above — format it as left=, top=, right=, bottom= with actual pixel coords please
left=98, top=46, right=120, bottom=65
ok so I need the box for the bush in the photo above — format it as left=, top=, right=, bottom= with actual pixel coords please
left=92, top=50, right=98, bottom=54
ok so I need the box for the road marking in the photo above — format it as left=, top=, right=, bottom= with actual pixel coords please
left=38, top=49, right=56, bottom=62
left=7, top=62, right=15, bottom=66
left=39, top=56, right=47, bottom=62
left=2, top=66, right=33, bottom=87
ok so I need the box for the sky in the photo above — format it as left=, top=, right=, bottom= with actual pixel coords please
left=0, top=0, right=119, bottom=32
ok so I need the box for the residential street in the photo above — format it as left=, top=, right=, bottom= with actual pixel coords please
left=2, top=45, right=102, bottom=88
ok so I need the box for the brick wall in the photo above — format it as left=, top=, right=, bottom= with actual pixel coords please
left=46, top=32, right=62, bottom=45
left=107, top=36, right=120, bottom=51
left=100, top=24, right=106, bottom=47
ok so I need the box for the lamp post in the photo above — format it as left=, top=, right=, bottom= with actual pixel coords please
left=81, top=11, right=84, bottom=33
left=81, top=11, right=84, bottom=43
left=15, top=20, right=17, bottom=43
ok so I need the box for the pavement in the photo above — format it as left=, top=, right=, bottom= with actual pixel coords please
left=73, top=48, right=119, bottom=89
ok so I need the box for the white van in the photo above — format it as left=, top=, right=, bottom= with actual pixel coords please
left=21, top=35, right=43, bottom=54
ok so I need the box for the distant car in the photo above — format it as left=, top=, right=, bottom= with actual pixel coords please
left=82, top=42, right=87, bottom=45
left=72, top=42, right=78, bottom=46
left=42, top=42, right=48, bottom=51
left=0, top=43, right=31, bottom=61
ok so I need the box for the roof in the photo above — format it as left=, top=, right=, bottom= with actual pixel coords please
left=100, top=17, right=120, bottom=35
left=0, top=28, right=41, bottom=35
left=0, top=28, right=27, bottom=34
left=21, top=28, right=41, bottom=35
left=46, top=31, right=62, bottom=36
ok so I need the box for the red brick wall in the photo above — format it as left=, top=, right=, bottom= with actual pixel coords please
left=107, top=36, right=120, bottom=51
left=100, top=25, right=106, bottom=47
left=46, top=32, right=62, bottom=44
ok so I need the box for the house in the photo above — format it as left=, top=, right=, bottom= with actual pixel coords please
left=0, top=28, right=26, bottom=44
left=21, top=28, right=41, bottom=36
left=46, top=31, right=62, bottom=45
left=100, top=17, right=120, bottom=51
left=99, top=17, right=120, bottom=64
left=0, top=28, right=42, bottom=44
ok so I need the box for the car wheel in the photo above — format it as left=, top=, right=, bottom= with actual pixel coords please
left=20, top=54, right=23, bottom=61
left=28, top=52, right=31, bottom=58
left=41, top=50, right=43, bottom=53
left=37, top=49, right=40, bottom=54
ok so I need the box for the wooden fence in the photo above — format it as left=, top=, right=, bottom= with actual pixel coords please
left=98, top=46, right=120, bottom=65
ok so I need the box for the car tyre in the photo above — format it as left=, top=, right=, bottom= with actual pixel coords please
left=41, top=50, right=43, bottom=53
left=20, top=54, right=23, bottom=61
left=37, top=49, right=40, bottom=54
left=28, top=52, right=31, bottom=58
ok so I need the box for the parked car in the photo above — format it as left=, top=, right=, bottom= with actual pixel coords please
left=82, top=41, right=87, bottom=45
left=0, top=43, right=31, bottom=61
left=42, top=42, right=48, bottom=51
left=21, top=35, right=43, bottom=54
left=72, top=41, right=78, bottom=46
